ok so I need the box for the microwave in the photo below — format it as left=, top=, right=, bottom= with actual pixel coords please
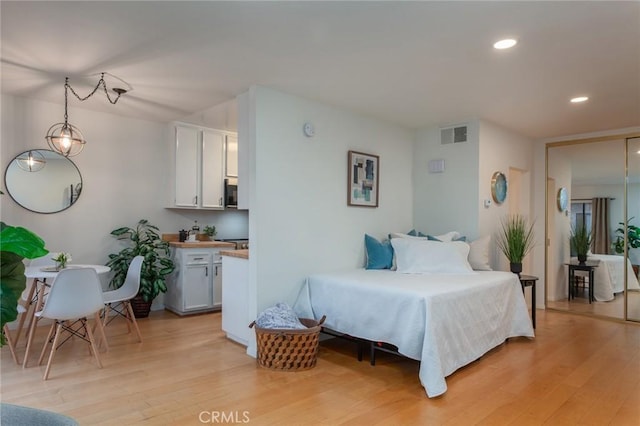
left=224, top=178, right=238, bottom=208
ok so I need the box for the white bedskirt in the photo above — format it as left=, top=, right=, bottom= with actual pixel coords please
left=294, top=269, right=534, bottom=397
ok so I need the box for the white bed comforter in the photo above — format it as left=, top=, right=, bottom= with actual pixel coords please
left=294, top=269, right=534, bottom=398
left=574, top=255, right=640, bottom=301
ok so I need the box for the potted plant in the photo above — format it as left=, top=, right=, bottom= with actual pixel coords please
left=106, top=219, right=175, bottom=318
left=612, top=217, right=640, bottom=255
left=496, top=214, right=536, bottom=275
left=0, top=221, right=48, bottom=345
left=570, top=224, right=592, bottom=264
left=203, top=225, right=217, bottom=241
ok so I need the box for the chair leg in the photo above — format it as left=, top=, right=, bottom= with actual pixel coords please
left=84, top=318, right=102, bottom=369
left=102, top=304, right=110, bottom=328
left=3, top=324, right=20, bottom=365
left=22, top=314, right=41, bottom=369
left=38, top=323, right=56, bottom=366
left=93, top=312, right=109, bottom=351
left=13, top=279, right=37, bottom=347
left=125, top=301, right=143, bottom=343
left=43, top=322, right=63, bottom=380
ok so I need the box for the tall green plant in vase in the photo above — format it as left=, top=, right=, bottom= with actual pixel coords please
left=570, top=224, right=592, bottom=264
left=496, top=214, right=536, bottom=276
left=106, top=219, right=175, bottom=318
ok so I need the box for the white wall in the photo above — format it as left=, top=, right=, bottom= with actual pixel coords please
left=248, top=86, right=414, bottom=321
left=413, top=119, right=535, bottom=271
left=478, top=120, right=535, bottom=271
left=1, top=94, right=247, bottom=306
left=413, top=121, right=479, bottom=239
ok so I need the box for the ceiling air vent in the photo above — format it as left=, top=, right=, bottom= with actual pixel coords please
left=440, top=125, right=468, bottom=144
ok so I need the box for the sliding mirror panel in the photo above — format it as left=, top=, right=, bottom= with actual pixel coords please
left=547, top=138, right=627, bottom=320
left=626, top=137, right=640, bottom=322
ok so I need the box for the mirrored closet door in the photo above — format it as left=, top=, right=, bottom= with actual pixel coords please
left=626, top=137, right=640, bottom=322
left=546, top=133, right=640, bottom=322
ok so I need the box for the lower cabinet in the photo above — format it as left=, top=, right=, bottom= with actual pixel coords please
left=165, top=248, right=222, bottom=315
left=221, top=254, right=250, bottom=346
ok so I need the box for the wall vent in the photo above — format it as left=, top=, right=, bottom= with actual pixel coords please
left=440, top=125, right=468, bottom=144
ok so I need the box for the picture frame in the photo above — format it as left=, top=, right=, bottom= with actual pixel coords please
left=348, top=150, right=379, bottom=207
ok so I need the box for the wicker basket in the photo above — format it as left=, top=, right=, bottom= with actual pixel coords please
left=249, top=315, right=326, bottom=371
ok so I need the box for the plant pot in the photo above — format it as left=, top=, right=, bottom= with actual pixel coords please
left=577, top=254, right=587, bottom=264
left=130, top=295, right=152, bottom=318
left=510, top=262, right=523, bottom=275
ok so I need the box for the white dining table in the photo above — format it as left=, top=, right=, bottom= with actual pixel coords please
left=20, top=264, right=111, bottom=367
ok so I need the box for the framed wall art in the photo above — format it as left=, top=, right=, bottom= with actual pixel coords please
left=491, top=171, right=507, bottom=204
left=348, top=150, right=379, bottom=207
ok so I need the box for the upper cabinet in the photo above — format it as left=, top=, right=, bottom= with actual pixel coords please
left=171, top=123, right=236, bottom=210
left=225, top=134, right=238, bottom=178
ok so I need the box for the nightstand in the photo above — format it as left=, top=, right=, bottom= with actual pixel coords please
left=518, top=275, right=538, bottom=329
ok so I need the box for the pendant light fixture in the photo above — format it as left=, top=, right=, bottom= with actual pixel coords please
left=16, top=150, right=46, bottom=172
left=45, top=73, right=128, bottom=157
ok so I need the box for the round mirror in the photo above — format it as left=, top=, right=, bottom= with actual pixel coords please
left=4, top=149, right=82, bottom=214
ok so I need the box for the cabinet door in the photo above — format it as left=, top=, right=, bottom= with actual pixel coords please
left=183, top=263, right=213, bottom=311
left=213, top=263, right=222, bottom=309
left=201, top=130, right=225, bottom=208
left=225, top=134, right=238, bottom=177
left=175, top=126, right=199, bottom=207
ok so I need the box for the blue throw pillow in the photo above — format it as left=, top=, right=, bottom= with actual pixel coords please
left=364, top=234, right=394, bottom=269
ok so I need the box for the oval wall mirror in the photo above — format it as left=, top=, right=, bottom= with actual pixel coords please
left=4, top=149, right=82, bottom=214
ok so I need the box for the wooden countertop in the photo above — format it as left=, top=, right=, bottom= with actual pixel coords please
left=220, top=249, right=249, bottom=259
left=163, top=233, right=236, bottom=249
left=169, top=241, right=236, bottom=249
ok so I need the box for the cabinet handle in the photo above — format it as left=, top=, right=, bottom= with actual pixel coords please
left=195, top=195, right=198, bottom=204
left=206, top=266, right=209, bottom=276
left=193, top=257, right=204, bottom=261
left=219, top=197, right=223, bottom=206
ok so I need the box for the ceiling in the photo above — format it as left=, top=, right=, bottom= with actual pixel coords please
left=1, top=1, right=639, bottom=140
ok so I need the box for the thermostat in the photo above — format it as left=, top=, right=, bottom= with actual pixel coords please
left=303, top=122, right=315, bottom=137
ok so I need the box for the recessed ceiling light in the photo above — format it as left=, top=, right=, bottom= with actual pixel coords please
left=570, top=96, right=589, bottom=103
left=493, top=39, right=517, bottom=49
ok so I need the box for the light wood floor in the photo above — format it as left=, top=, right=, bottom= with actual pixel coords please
left=2, top=310, right=639, bottom=425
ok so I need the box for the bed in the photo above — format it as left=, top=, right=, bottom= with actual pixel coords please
left=579, top=254, right=640, bottom=301
left=293, top=268, right=534, bottom=398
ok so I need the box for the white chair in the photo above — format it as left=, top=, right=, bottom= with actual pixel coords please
left=35, top=268, right=107, bottom=380
left=101, top=255, right=144, bottom=343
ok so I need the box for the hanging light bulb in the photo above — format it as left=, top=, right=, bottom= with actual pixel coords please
left=46, top=122, right=85, bottom=157
left=16, top=150, right=46, bottom=172
left=44, top=73, right=127, bottom=157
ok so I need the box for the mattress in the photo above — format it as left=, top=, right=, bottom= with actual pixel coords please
left=293, top=269, right=534, bottom=397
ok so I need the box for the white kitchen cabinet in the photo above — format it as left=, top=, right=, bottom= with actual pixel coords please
left=165, top=247, right=224, bottom=315
left=201, top=129, right=225, bottom=208
left=225, top=134, right=238, bottom=177
left=173, top=123, right=231, bottom=209
left=221, top=253, right=250, bottom=346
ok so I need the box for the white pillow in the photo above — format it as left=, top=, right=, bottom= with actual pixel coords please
left=433, top=231, right=461, bottom=242
left=390, top=238, right=474, bottom=274
left=389, top=232, right=429, bottom=240
left=468, top=236, right=492, bottom=271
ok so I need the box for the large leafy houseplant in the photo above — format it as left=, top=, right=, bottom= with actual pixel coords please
left=570, top=224, right=592, bottom=263
left=496, top=214, right=535, bottom=275
left=0, top=222, right=48, bottom=345
left=612, top=217, right=640, bottom=254
left=106, top=219, right=175, bottom=307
